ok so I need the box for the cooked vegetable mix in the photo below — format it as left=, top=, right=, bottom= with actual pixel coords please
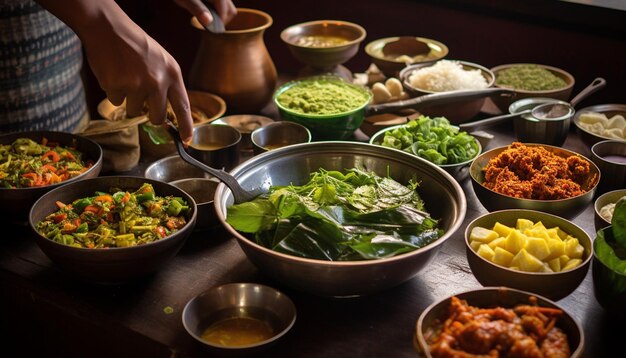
left=377, top=115, right=480, bottom=165
left=36, top=183, right=190, bottom=248
left=0, top=137, right=92, bottom=188
left=226, top=168, right=442, bottom=261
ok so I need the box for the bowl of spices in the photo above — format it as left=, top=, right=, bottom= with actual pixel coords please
left=469, top=142, right=600, bottom=219
left=274, top=75, right=372, bottom=140
left=182, top=283, right=296, bottom=356
left=490, top=63, right=575, bottom=113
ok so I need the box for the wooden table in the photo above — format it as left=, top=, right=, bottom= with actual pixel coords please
left=1, top=119, right=623, bottom=357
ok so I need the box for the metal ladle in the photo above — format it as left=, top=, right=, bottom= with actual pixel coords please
left=458, top=102, right=571, bottom=131
left=165, top=120, right=257, bottom=204
left=459, top=77, right=606, bottom=132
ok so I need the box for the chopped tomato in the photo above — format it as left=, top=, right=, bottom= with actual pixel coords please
left=121, top=192, right=131, bottom=203
left=156, top=226, right=167, bottom=238
left=94, top=195, right=113, bottom=203
left=61, top=222, right=77, bottom=234
left=64, top=151, right=76, bottom=161
left=83, top=205, right=103, bottom=215
left=52, top=213, right=67, bottom=223
left=41, top=164, right=57, bottom=173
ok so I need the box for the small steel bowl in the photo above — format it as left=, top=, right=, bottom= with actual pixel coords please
left=490, top=63, right=575, bottom=113
left=590, top=140, right=626, bottom=195
left=144, top=155, right=211, bottom=183
left=213, top=115, right=274, bottom=152
left=594, top=189, right=626, bottom=231
left=573, top=104, right=626, bottom=147
left=182, top=283, right=296, bottom=356
left=415, top=287, right=584, bottom=357
left=399, top=60, right=495, bottom=123
left=369, top=123, right=481, bottom=182
left=189, top=123, right=241, bottom=171
left=469, top=143, right=600, bottom=219
left=251, top=121, right=311, bottom=155
left=509, top=97, right=575, bottom=146
left=170, top=178, right=219, bottom=231
left=464, top=209, right=592, bottom=300
left=364, top=36, right=448, bottom=77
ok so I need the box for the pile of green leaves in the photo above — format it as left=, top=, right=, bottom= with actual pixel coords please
left=378, top=115, right=479, bottom=165
left=226, top=168, right=442, bottom=261
left=595, top=196, right=626, bottom=274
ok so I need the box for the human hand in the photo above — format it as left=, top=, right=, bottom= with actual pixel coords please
left=79, top=6, right=194, bottom=143
left=174, top=0, right=237, bottom=28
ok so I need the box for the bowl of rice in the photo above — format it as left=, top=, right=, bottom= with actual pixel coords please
left=490, top=63, right=575, bottom=113
left=399, top=60, right=495, bottom=123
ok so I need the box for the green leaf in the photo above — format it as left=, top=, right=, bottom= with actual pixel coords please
left=612, top=197, right=626, bottom=249
left=273, top=218, right=345, bottom=260
left=226, top=199, right=277, bottom=233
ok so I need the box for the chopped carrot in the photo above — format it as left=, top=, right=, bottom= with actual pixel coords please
left=83, top=205, right=103, bottom=215
left=52, top=213, right=67, bottom=223
left=41, top=164, right=57, bottom=173
left=41, top=150, right=60, bottom=163
left=94, top=195, right=113, bottom=203
left=64, top=151, right=76, bottom=161
left=121, top=192, right=131, bottom=203
left=55, top=201, right=66, bottom=209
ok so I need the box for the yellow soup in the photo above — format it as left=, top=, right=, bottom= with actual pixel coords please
left=191, top=143, right=225, bottom=151
left=201, top=316, right=274, bottom=347
left=295, top=35, right=349, bottom=48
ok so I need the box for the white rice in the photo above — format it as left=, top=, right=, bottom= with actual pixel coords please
left=408, top=60, right=488, bottom=92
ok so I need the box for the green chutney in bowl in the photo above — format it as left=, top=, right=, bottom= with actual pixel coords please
left=274, top=76, right=371, bottom=140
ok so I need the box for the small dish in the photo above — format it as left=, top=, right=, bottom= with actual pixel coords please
left=573, top=104, right=626, bottom=147
left=188, top=123, right=242, bottom=171
left=170, top=178, right=219, bottom=231
left=590, top=139, right=626, bottom=195
left=182, top=283, right=296, bottom=356
left=251, top=121, right=311, bottom=155
left=594, top=189, right=626, bottom=231
left=364, top=36, right=448, bottom=77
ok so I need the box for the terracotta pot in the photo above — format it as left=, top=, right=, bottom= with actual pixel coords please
left=189, top=8, right=277, bottom=114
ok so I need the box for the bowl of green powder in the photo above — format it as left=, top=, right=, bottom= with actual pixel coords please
left=490, top=63, right=574, bottom=113
left=274, top=76, right=372, bottom=140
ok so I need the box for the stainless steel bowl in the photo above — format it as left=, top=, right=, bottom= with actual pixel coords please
left=590, top=140, right=626, bottom=195
left=594, top=189, right=626, bottom=231
left=509, top=97, right=574, bottom=146
left=144, top=155, right=211, bottom=182
left=415, top=287, right=584, bottom=357
left=170, top=178, right=219, bottom=231
left=573, top=104, right=626, bottom=147
left=470, top=143, right=600, bottom=219
left=189, top=123, right=241, bottom=171
left=250, top=121, right=311, bottom=155
left=182, top=283, right=296, bottom=356
left=214, top=141, right=467, bottom=297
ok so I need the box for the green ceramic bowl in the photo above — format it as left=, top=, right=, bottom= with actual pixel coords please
left=273, top=76, right=372, bottom=140
left=592, top=226, right=626, bottom=319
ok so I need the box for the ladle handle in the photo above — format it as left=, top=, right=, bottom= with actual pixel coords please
left=165, top=121, right=256, bottom=204
left=366, top=88, right=515, bottom=116
left=569, top=77, right=606, bottom=107
left=458, top=109, right=530, bottom=131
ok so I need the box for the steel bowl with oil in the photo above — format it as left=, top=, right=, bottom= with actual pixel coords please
left=189, top=123, right=241, bottom=171
left=182, top=283, right=296, bottom=356
left=250, top=121, right=311, bottom=155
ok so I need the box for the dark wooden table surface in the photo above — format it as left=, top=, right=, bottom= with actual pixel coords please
left=1, top=115, right=623, bottom=357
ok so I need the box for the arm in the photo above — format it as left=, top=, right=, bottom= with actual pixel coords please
left=34, top=0, right=200, bottom=142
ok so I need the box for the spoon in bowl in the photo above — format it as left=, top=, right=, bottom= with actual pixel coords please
left=458, top=102, right=571, bottom=131
left=165, top=120, right=257, bottom=204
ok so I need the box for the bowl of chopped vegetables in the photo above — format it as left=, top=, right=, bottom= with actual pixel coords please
left=469, top=142, right=600, bottom=219
left=369, top=115, right=481, bottom=181
left=214, top=141, right=466, bottom=297
left=29, top=176, right=196, bottom=284
left=0, top=131, right=103, bottom=223
left=465, top=209, right=592, bottom=300
left=490, top=63, right=575, bottom=114
left=415, top=287, right=584, bottom=357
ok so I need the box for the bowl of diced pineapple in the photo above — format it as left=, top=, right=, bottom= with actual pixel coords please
left=465, top=209, right=592, bottom=300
